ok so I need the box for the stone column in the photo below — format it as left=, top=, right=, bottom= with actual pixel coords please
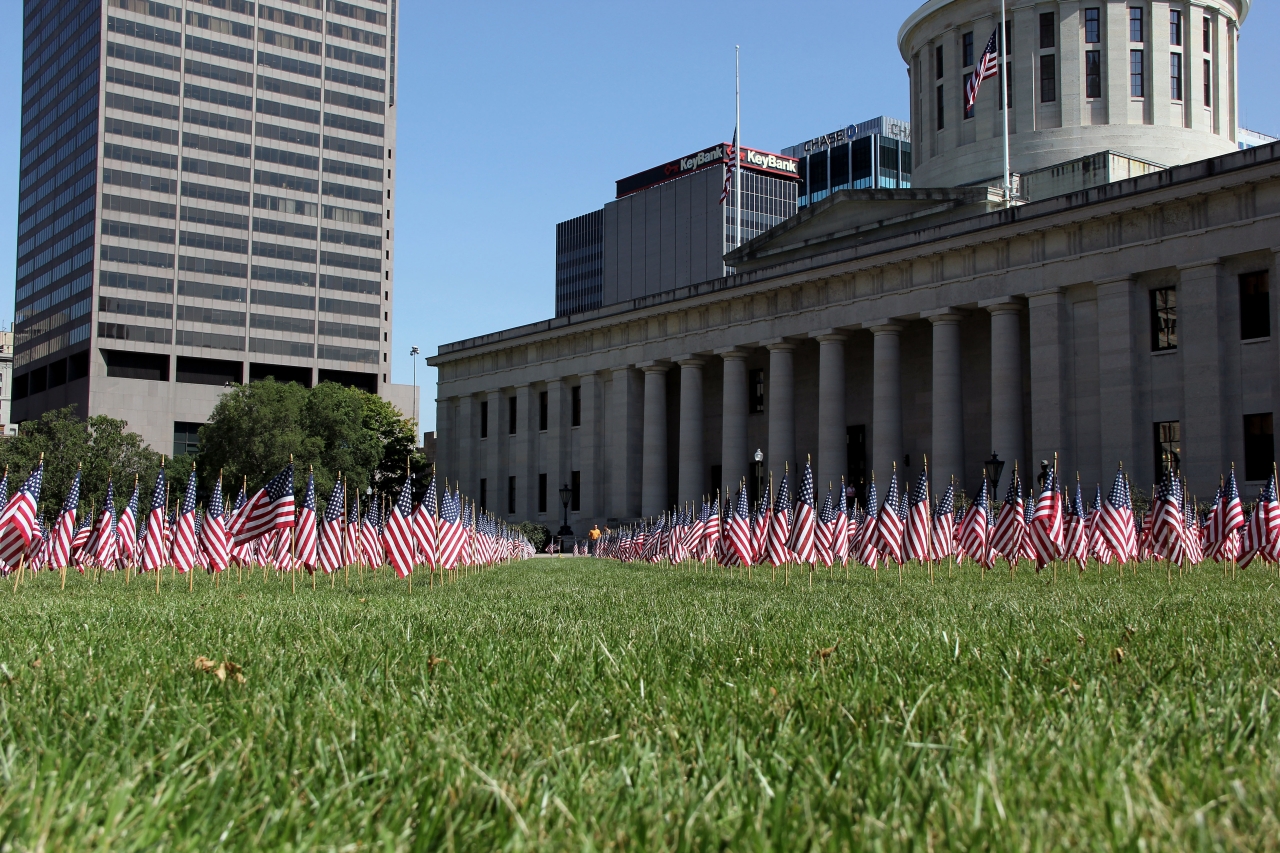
left=1028, top=289, right=1069, bottom=474
left=1181, top=260, right=1231, bottom=494
left=545, top=378, right=567, bottom=506
left=870, top=324, right=903, bottom=481
left=456, top=395, right=476, bottom=497
left=609, top=367, right=643, bottom=520
left=926, top=312, right=964, bottom=490
left=1096, top=276, right=1141, bottom=479
left=765, top=340, right=796, bottom=480
left=578, top=372, right=602, bottom=521
left=676, top=357, right=705, bottom=506
left=718, top=348, right=750, bottom=497
left=640, top=362, right=669, bottom=517
left=814, top=331, right=847, bottom=494
left=434, top=396, right=452, bottom=484
left=987, top=302, right=1025, bottom=490
left=486, top=390, right=503, bottom=514
left=512, top=384, right=532, bottom=519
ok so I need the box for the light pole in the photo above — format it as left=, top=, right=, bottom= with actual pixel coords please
left=557, top=482, right=574, bottom=554
left=409, top=346, right=420, bottom=445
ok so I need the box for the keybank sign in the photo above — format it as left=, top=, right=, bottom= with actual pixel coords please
left=743, top=149, right=799, bottom=175
left=675, top=145, right=727, bottom=175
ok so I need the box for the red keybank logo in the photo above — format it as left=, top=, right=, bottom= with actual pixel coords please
left=617, top=144, right=797, bottom=199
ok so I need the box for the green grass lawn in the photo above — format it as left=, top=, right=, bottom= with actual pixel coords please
left=1, top=559, right=1279, bottom=851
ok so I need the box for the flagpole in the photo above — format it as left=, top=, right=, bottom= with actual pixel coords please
left=734, top=45, right=741, bottom=253
left=1001, top=0, right=1011, bottom=206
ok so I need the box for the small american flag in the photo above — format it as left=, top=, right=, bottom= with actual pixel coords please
left=144, top=466, right=170, bottom=571
left=966, top=28, right=1001, bottom=109
left=904, top=468, right=933, bottom=562
left=231, top=464, right=296, bottom=544
left=203, top=477, right=230, bottom=573
left=990, top=469, right=1025, bottom=560
left=813, top=486, right=836, bottom=568
left=0, top=463, right=43, bottom=569
left=172, top=468, right=198, bottom=573
left=959, top=479, right=990, bottom=568
left=318, top=478, right=345, bottom=574
left=383, top=479, right=416, bottom=578
left=787, top=461, right=817, bottom=564
left=49, top=468, right=81, bottom=570
left=1029, top=467, right=1065, bottom=569
left=874, top=473, right=904, bottom=565
left=415, top=475, right=438, bottom=570
left=931, top=482, right=956, bottom=560
left=295, top=472, right=318, bottom=571
left=767, top=472, right=792, bottom=567
left=728, top=485, right=753, bottom=567
left=118, top=482, right=139, bottom=566
left=1099, top=466, right=1136, bottom=561
left=856, top=477, right=881, bottom=569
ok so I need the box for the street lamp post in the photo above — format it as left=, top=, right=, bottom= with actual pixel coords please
left=557, top=482, right=574, bottom=554
left=983, top=453, right=1005, bottom=500
left=409, top=346, right=420, bottom=445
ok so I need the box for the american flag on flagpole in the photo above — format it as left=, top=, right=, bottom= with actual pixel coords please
left=172, top=468, right=198, bottom=573
left=295, top=471, right=318, bottom=571
left=1029, top=466, right=1065, bottom=570
left=767, top=472, right=793, bottom=567
left=203, top=477, right=230, bottom=573
left=787, top=460, right=818, bottom=564
left=873, top=472, right=905, bottom=565
left=49, top=468, right=81, bottom=570
left=383, top=478, right=417, bottom=578
left=141, top=467, right=168, bottom=573
left=415, top=475, right=438, bottom=570
left=231, top=464, right=296, bottom=544
left=719, top=131, right=737, bottom=205
left=966, top=28, right=1001, bottom=109
left=904, top=467, right=933, bottom=562
left=318, top=478, right=345, bottom=574
left=1099, top=466, right=1136, bottom=562
left=959, top=479, right=991, bottom=568
left=0, top=463, right=43, bottom=570
left=117, top=481, right=139, bottom=568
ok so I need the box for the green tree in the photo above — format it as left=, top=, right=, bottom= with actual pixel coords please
left=0, top=407, right=165, bottom=520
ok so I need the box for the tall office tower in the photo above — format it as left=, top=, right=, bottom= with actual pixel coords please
left=783, top=117, right=913, bottom=208
left=15, top=0, right=402, bottom=455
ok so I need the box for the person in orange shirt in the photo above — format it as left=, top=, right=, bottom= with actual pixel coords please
left=588, top=524, right=601, bottom=555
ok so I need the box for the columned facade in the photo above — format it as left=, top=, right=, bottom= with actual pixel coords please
left=433, top=145, right=1280, bottom=533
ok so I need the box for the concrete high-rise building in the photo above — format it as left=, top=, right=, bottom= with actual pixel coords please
left=554, top=143, right=799, bottom=317
left=15, top=0, right=405, bottom=454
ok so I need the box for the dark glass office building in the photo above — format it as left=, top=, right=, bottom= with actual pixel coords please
left=554, top=210, right=603, bottom=317
left=782, top=116, right=913, bottom=208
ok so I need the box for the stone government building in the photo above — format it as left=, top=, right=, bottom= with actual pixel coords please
left=431, top=0, right=1274, bottom=532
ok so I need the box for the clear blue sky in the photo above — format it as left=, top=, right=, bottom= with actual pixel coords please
left=0, top=0, right=1277, bottom=431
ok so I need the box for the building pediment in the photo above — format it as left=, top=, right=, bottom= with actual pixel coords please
left=726, top=186, right=1008, bottom=273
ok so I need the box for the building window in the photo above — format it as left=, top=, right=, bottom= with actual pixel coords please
left=936, top=85, right=945, bottom=129
left=1170, top=10, right=1182, bottom=46
left=1244, top=414, right=1276, bottom=482
left=1040, top=54, right=1057, bottom=102
left=479, top=400, right=489, bottom=439
left=1154, top=421, right=1181, bottom=477
left=508, top=396, right=517, bottom=435
left=963, top=32, right=974, bottom=68
left=1150, top=287, right=1177, bottom=351
left=479, top=478, right=488, bottom=511
left=1000, top=63, right=1012, bottom=109
left=174, top=422, right=203, bottom=457
left=1005, top=21, right=1013, bottom=56
left=570, top=470, right=581, bottom=512
left=1240, top=271, right=1271, bottom=340
left=1086, top=51, right=1103, bottom=98
left=1040, top=12, right=1056, bottom=49
left=750, top=369, right=766, bottom=413
left=964, top=73, right=975, bottom=119
left=1130, top=50, right=1145, bottom=97
left=935, top=45, right=944, bottom=79
left=1203, top=60, right=1212, bottom=106
left=1203, top=16, right=1211, bottom=53
left=1170, top=53, right=1182, bottom=101
left=507, top=475, right=516, bottom=515
left=539, top=390, right=548, bottom=431
left=538, top=473, right=548, bottom=513
left=1129, top=7, right=1143, bottom=42
left=571, top=385, right=581, bottom=427
left=1085, top=8, right=1101, bottom=44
